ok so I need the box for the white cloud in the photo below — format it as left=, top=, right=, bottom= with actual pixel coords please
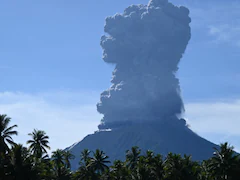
left=185, top=100, right=240, bottom=134
left=1, top=91, right=240, bottom=152
left=185, top=99, right=240, bottom=150
left=208, top=24, right=240, bottom=47
left=0, top=91, right=102, bottom=152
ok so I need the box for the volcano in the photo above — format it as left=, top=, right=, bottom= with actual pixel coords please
left=67, top=0, right=218, bottom=170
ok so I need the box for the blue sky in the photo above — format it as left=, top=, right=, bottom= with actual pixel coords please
left=0, top=0, right=240, bottom=152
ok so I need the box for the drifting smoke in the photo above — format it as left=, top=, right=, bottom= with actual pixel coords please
left=97, top=0, right=191, bottom=128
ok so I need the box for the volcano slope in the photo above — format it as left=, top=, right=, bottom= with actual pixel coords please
left=67, top=119, right=217, bottom=171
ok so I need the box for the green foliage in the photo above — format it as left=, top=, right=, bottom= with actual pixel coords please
left=88, top=149, right=110, bottom=174
left=125, top=146, right=141, bottom=170
left=27, top=129, right=50, bottom=159
left=0, top=114, right=18, bottom=154
left=1, top=114, right=240, bottom=180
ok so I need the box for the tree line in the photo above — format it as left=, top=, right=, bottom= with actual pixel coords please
left=1, top=114, right=240, bottom=180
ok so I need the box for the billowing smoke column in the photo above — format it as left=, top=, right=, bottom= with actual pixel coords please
left=97, top=0, right=191, bottom=129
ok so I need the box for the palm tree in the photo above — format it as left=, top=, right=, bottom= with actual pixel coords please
left=52, top=149, right=65, bottom=177
left=136, top=155, right=154, bottom=180
left=200, top=160, right=214, bottom=180
left=111, top=160, right=130, bottom=180
left=64, top=150, right=75, bottom=169
left=80, top=149, right=91, bottom=166
left=27, top=129, right=50, bottom=158
left=75, top=165, right=98, bottom=180
left=163, top=153, right=185, bottom=180
left=164, top=153, right=200, bottom=180
left=37, top=154, right=54, bottom=180
left=210, top=142, right=239, bottom=180
left=10, top=144, right=33, bottom=179
left=88, top=149, right=110, bottom=174
left=0, top=114, right=18, bottom=154
left=145, top=152, right=164, bottom=180
left=52, top=149, right=72, bottom=179
left=74, top=149, right=95, bottom=180
left=125, top=146, right=141, bottom=170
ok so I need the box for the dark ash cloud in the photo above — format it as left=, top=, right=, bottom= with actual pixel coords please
left=97, top=0, right=191, bottom=128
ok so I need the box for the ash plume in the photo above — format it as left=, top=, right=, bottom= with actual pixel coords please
left=97, top=0, right=191, bottom=128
